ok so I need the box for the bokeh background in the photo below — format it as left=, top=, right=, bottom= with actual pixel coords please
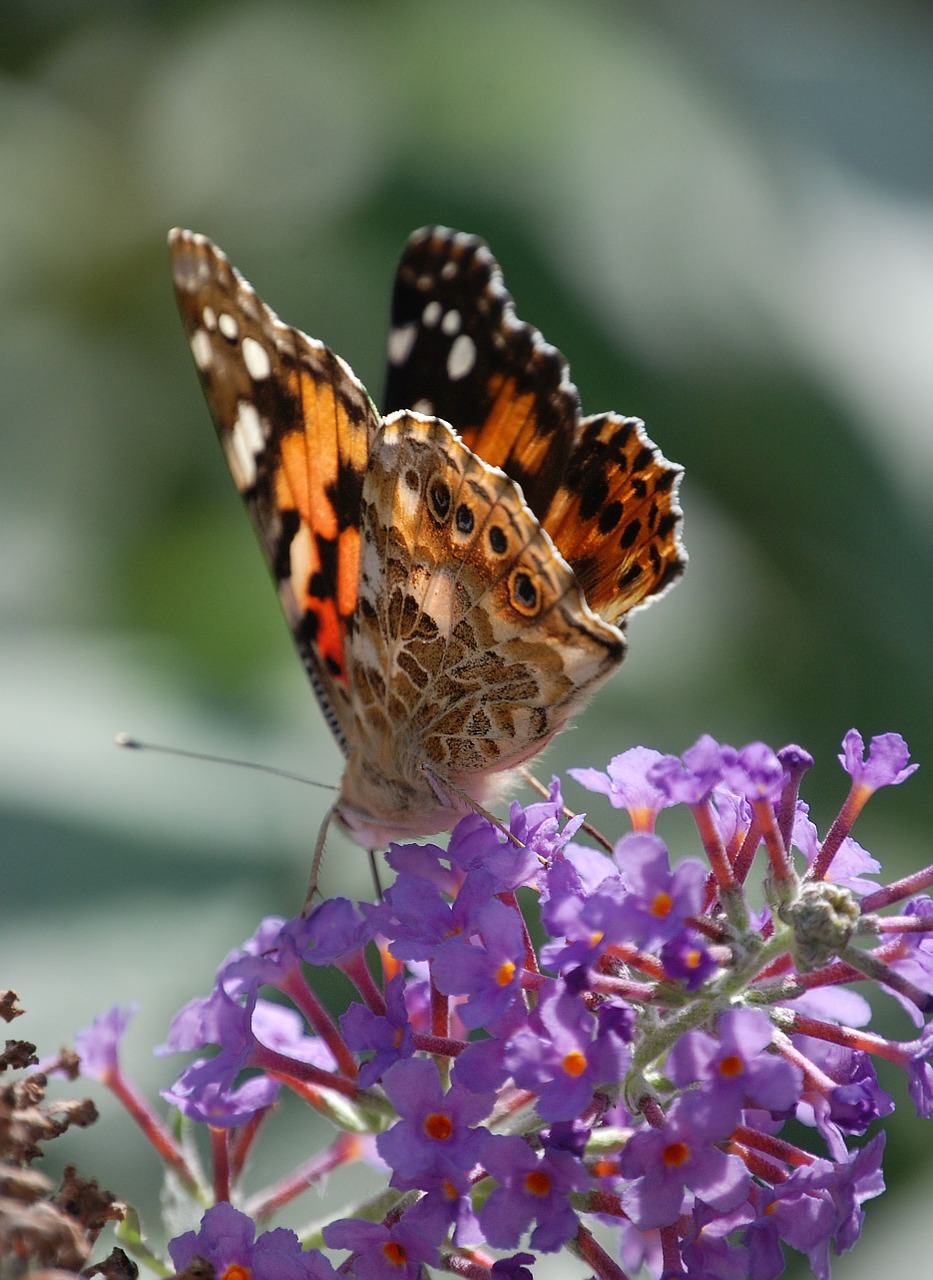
left=2, top=1, right=931, bottom=1274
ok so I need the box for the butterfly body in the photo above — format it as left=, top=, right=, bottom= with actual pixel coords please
left=170, top=227, right=684, bottom=853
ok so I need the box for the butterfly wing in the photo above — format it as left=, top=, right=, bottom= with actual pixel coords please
left=170, top=229, right=380, bottom=752
left=382, top=226, right=578, bottom=517
left=348, top=412, right=625, bottom=799
left=382, top=226, right=685, bottom=628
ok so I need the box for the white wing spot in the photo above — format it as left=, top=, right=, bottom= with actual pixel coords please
left=393, top=470, right=422, bottom=525
left=202, top=306, right=217, bottom=331
left=441, top=261, right=457, bottom=280
left=226, top=400, right=265, bottom=490
left=190, top=329, right=213, bottom=371
left=441, top=308, right=460, bottom=336
left=387, top=322, right=417, bottom=366
left=218, top=312, right=239, bottom=341
left=447, top=333, right=476, bottom=380
left=242, top=335, right=272, bottom=380
left=412, top=397, right=434, bottom=414
left=422, top=300, right=442, bottom=328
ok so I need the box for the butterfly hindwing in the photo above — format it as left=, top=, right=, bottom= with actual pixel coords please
left=350, top=412, right=625, bottom=784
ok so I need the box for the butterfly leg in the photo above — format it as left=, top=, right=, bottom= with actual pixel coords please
left=421, top=763, right=525, bottom=849
left=517, top=765, right=613, bottom=852
left=302, top=803, right=339, bottom=915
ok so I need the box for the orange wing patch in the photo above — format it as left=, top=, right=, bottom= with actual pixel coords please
left=541, top=414, right=684, bottom=625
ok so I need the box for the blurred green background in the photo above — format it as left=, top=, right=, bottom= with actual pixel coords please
left=2, top=1, right=931, bottom=1274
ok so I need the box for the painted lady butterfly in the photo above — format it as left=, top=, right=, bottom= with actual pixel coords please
left=170, top=226, right=684, bottom=886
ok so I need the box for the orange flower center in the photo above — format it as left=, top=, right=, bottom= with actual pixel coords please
left=423, top=1111, right=454, bottom=1141
left=381, top=1241, right=408, bottom=1268
left=718, top=1054, right=744, bottom=1078
left=651, top=891, right=673, bottom=918
left=562, top=1050, right=587, bottom=1077
left=524, top=1169, right=552, bottom=1197
left=221, top=1267, right=250, bottom=1280
left=496, top=960, right=516, bottom=987
left=662, top=1141, right=690, bottom=1168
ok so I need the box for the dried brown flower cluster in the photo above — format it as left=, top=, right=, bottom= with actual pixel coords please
left=0, top=990, right=134, bottom=1279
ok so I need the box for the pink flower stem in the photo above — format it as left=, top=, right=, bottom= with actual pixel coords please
left=105, top=1068, right=201, bottom=1198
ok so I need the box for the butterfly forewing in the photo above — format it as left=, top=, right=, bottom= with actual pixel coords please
left=383, top=226, right=580, bottom=517
left=170, top=229, right=379, bottom=752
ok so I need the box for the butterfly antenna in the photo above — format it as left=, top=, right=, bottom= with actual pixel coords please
left=518, top=766, right=613, bottom=853
left=115, top=733, right=338, bottom=792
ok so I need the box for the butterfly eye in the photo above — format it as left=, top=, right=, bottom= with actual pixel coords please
left=428, top=477, right=452, bottom=522
left=509, top=568, right=540, bottom=617
left=455, top=503, right=474, bottom=534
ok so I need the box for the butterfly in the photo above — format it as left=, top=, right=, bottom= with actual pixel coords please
left=169, top=226, right=684, bottom=887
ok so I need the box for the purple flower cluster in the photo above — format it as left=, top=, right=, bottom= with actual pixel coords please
left=73, top=730, right=933, bottom=1279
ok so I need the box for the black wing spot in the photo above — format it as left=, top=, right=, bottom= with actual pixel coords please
left=510, top=570, right=539, bottom=616
left=597, top=499, right=623, bottom=535
left=619, top=519, right=642, bottom=550
left=429, top=478, right=452, bottom=522
left=489, top=525, right=508, bottom=555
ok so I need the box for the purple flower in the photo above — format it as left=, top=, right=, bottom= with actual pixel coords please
left=159, top=987, right=336, bottom=1127
left=163, top=1070, right=280, bottom=1126
left=792, top=1035, right=892, bottom=1152
left=827, top=1130, right=886, bottom=1252
left=667, top=1008, right=802, bottom=1129
left=376, top=1058, right=493, bottom=1187
left=323, top=1215, right=440, bottom=1278
left=503, top=988, right=630, bottom=1122
left=905, top=1021, right=933, bottom=1117
left=74, top=1004, right=137, bottom=1082
left=169, top=1202, right=335, bottom=1280
left=648, top=734, right=723, bottom=804
left=681, top=1200, right=754, bottom=1280
left=618, top=1093, right=751, bottom=1229
left=430, top=899, right=526, bottom=1029
left=709, top=785, right=754, bottom=849
left=568, top=747, right=672, bottom=826
left=610, top=832, right=706, bottom=950
left=490, top=1253, right=537, bottom=1280
left=884, top=896, right=933, bottom=1027
left=213, top=915, right=293, bottom=997
left=508, top=779, right=583, bottom=866
left=366, top=871, right=492, bottom=964
left=340, top=975, right=415, bottom=1087
left=839, top=729, right=917, bottom=792
left=295, top=897, right=372, bottom=965
left=402, top=1165, right=483, bottom=1247
left=660, top=929, right=717, bottom=991
left=745, top=1170, right=838, bottom=1280
left=478, top=1133, right=589, bottom=1251
left=792, top=805, right=880, bottom=893
left=745, top=1138, right=885, bottom=1279
left=445, top=809, right=543, bottom=891
left=720, top=742, right=787, bottom=803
